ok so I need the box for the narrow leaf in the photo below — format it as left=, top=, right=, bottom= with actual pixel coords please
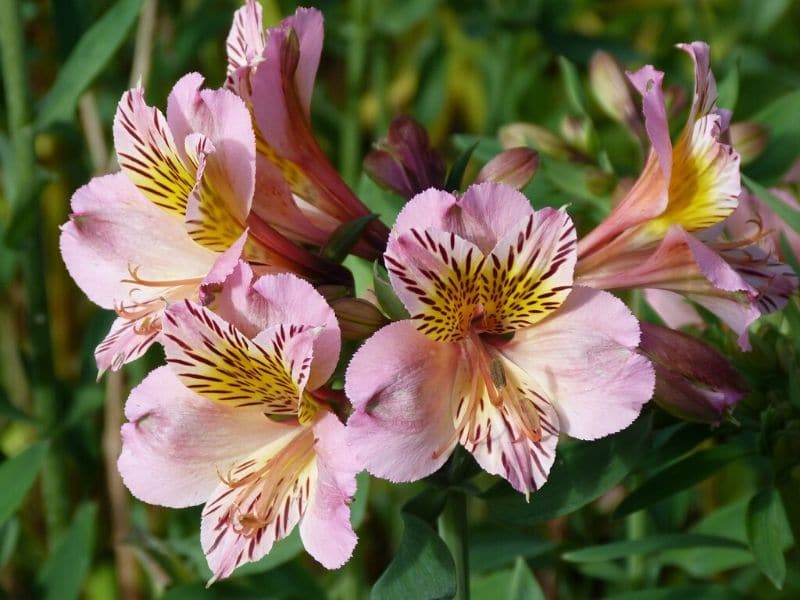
left=444, top=141, right=479, bottom=192
left=321, top=214, right=379, bottom=263
left=0, top=442, right=48, bottom=526
left=36, top=0, right=143, bottom=129
left=508, top=558, right=545, bottom=600
left=743, top=175, right=800, bottom=234
left=38, top=502, right=97, bottom=600
left=558, top=56, right=588, bottom=116
left=746, top=488, right=787, bottom=589
left=563, top=533, right=746, bottom=563
left=373, top=261, right=410, bottom=320
left=371, top=513, right=456, bottom=600
left=614, top=444, right=750, bottom=518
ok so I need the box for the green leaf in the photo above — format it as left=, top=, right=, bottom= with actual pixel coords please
left=614, top=444, right=750, bottom=518
left=747, top=90, right=800, bottom=181
left=321, top=214, right=379, bottom=263
left=746, top=488, right=787, bottom=589
left=485, top=413, right=652, bottom=525
left=603, top=585, right=748, bottom=600
left=351, top=471, right=371, bottom=530
left=38, top=502, right=97, bottom=600
left=470, top=527, right=553, bottom=573
left=35, top=0, right=143, bottom=129
left=717, top=64, right=739, bottom=112
left=373, top=261, right=410, bottom=321
left=562, top=533, right=746, bottom=563
left=0, top=442, right=48, bottom=527
left=0, top=517, right=20, bottom=569
left=371, top=513, right=456, bottom=600
left=558, top=56, right=588, bottom=116
left=444, top=140, right=479, bottom=192
left=508, top=558, right=545, bottom=600
left=743, top=175, right=800, bottom=233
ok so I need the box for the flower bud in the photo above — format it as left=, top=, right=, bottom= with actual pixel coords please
left=364, top=115, right=446, bottom=199
left=498, top=122, right=571, bottom=160
left=560, top=115, right=595, bottom=155
left=330, top=297, right=388, bottom=341
left=475, top=147, right=539, bottom=190
left=639, top=322, right=747, bottom=426
left=730, top=121, right=768, bottom=166
left=589, top=51, right=639, bottom=130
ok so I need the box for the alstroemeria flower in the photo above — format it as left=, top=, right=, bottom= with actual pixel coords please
left=346, top=183, right=654, bottom=495
left=61, top=74, right=344, bottom=372
left=575, top=42, right=794, bottom=348
left=225, top=2, right=389, bottom=258
left=118, top=264, right=358, bottom=580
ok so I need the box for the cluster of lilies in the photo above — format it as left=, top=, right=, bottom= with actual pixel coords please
left=60, top=0, right=798, bottom=581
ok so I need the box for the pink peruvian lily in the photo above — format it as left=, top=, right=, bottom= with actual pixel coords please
left=346, top=183, right=654, bottom=495
left=118, top=264, right=358, bottom=580
left=225, top=1, right=389, bottom=259
left=61, top=74, right=345, bottom=372
left=575, top=42, right=796, bottom=348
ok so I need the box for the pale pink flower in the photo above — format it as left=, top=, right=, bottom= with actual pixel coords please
left=575, top=42, right=795, bottom=348
left=118, top=264, right=358, bottom=580
left=225, top=2, right=388, bottom=258
left=345, top=183, right=654, bottom=495
left=61, top=75, right=343, bottom=372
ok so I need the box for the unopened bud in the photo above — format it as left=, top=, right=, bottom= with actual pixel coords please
left=498, top=122, right=571, bottom=160
left=475, top=147, right=539, bottom=190
left=330, top=297, right=388, bottom=341
left=589, top=51, right=640, bottom=131
left=560, top=115, right=595, bottom=155
left=730, top=122, right=768, bottom=165
left=364, top=115, right=446, bottom=199
left=640, top=322, right=747, bottom=426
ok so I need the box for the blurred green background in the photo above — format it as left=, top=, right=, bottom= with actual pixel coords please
left=1, top=0, right=800, bottom=598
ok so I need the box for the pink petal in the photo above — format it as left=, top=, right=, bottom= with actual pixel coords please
left=627, top=65, right=671, bottom=177
left=345, top=321, right=464, bottom=482
left=118, top=366, right=283, bottom=507
left=198, top=230, right=248, bottom=304
left=162, top=300, right=313, bottom=414
left=166, top=73, right=255, bottom=223
left=113, top=87, right=196, bottom=219
left=252, top=273, right=341, bottom=389
left=95, top=317, right=160, bottom=374
left=480, top=206, right=576, bottom=333
left=392, top=183, right=535, bottom=255
left=60, top=172, right=216, bottom=310
left=643, top=288, right=704, bottom=329
left=500, top=287, right=655, bottom=440
left=282, top=8, right=324, bottom=119
left=385, top=228, right=484, bottom=342
left=300, top=412, right=359, bottom=569
left=462, top=360, right=560, bottom=495
left=676, top=42, right=717, bottom=121
left=200, top=425, right=316, bottom=581
left=225, top=0, right=265, bottom=97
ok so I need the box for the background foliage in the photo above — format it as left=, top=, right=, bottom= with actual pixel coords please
left=1, top=0, right=799, bottom=598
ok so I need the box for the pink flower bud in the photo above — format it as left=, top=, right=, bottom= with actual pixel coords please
left=330, top=297, right=388, bottom=341
left=475, top=147, right=539, bottom=189
left=639, top=322, right=747, bottom=426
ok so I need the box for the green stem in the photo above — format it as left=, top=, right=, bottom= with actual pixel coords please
left=438, top=491, right=470, bottom=600
left=0, top=0, right=67, bottom=537
left=341, top=0, right=367, bottom=186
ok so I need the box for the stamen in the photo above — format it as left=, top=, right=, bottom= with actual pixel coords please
left=121, top=264, right=205, bottom=288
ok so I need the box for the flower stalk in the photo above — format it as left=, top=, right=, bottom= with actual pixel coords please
left=439, top=490, right=470, bottom=600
